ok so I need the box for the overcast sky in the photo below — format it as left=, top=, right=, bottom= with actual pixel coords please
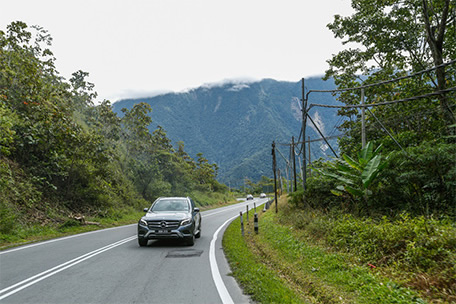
left=3, top=0, right=354, bottom=102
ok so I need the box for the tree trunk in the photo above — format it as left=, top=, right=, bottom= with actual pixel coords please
left=422, top=0, right=456, bottom=126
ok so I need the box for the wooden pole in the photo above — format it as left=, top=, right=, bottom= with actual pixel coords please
left=292, top=136, right=297, bottom=192
left=361, top=88, right=366, bottom=148
left=272, top=141, right=278, bottom=213
left=308, top=136, right=311, bottom=177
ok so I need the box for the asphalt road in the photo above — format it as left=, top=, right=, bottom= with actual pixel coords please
left=0, top=198, right=268, bottom=304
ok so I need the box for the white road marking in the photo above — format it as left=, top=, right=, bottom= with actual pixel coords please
left=208, top=199, right=268, bottom=304
left=209, top=214, right=238, bottom=304
left=0, top=236, right=136, bottom=301
left=0, top=224, right=136, bottom=255
left=203, top=204, right=247, bottom=217
left=203, top=198, right=266, bottom=218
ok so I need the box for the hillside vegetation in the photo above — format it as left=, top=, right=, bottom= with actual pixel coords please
left=113, top=78, right=340, bottom=186
left=0, top=22, right=232, bottom=246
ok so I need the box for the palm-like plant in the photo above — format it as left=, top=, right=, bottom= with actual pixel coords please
left=321, top=142, right=389, bottom=203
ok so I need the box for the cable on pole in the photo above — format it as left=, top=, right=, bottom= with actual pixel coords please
left=366, top=108, right=407, bottom=154
left=308, top=87, right=456, bottom=110
left=305, top=59, right=456, bottom=98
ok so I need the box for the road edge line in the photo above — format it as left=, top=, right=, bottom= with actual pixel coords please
left=209, top=215, right=238, bottom=304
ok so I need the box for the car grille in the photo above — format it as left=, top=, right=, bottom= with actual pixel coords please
left=147, top=220, right=180, bottom=229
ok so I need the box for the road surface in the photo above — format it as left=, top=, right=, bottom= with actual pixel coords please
left=0, top=198, right=268, bottom=304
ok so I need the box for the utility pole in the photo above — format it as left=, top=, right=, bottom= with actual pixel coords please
left=292, top=136, right=297, bottom=192
left=278, top=169, right=282, bottom=195
left=272, top=141, right=278, bottom=213
left=308, top=136, right=311, bottom=177
left=301, top=78, right=307, bottom=199
left=361, top=88, right=366, bottom=148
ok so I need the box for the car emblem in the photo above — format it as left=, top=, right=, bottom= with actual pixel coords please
left=160, top=221, right=167, bottom=228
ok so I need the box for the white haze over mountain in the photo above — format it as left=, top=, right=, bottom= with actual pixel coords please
left=114, top=77, right=263, bottom=101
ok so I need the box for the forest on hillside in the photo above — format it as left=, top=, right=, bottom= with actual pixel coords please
left=0, top=22, right=228, bottom=239
left=113, top=77, right=339, bottom=186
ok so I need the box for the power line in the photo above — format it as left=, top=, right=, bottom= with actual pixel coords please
left=277, top=135, right=343, bottom=146
left=305, top=59, right=456, bottom=98
left=308, top=87, right=456, bottom=110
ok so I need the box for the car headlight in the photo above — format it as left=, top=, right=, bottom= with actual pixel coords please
left=139, top=219, right=148, bottom=226
left=180, top=218, right=192, bottom=226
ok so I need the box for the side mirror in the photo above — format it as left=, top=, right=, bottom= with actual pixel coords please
left=194, top=207, right=200, bottom=213
left=143, top=208, right=149, bottom=213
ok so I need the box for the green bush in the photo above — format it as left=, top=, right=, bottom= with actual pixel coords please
left=325, top=213, right=456, bottom=272
left=289, top=159, right=345, bottom=210
left=0, top=102, right=18, bottom=157
left=378, top=141, right=456, bottom=215
left=0, top=202, right=16, bottom=234
left=294, top=141, right=455, bottom=217
left=279, top=204, right=456, bottom=300
left=58, top=219, right=81, bottom=230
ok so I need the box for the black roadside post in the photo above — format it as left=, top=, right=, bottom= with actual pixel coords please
left=254, top=213, right=259, bottom=234
left=246, top=205, right=249, bottom=224
left=240, top=211, right=244, bottom=236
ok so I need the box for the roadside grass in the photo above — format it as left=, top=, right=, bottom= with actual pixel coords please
left=278, top=201, right=456, bottom=303
left=223, top=197, right=427, bottom=303
left=223, top=212, right=305, bottom=303
left=191, top=190, right=239, bottom=210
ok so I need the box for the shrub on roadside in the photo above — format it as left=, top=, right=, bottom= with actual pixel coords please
left=292, top=141, right=456, bottom=218
left=280, top=203, right=456, bottom=299
left=377, top=141, right=456, bottom=216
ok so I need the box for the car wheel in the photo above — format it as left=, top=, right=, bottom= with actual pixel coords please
left=186, top=234, right=195, bottom=246
left=195, top=221, right=201, bottom=238
left=138, top=237, right=148, bottom=247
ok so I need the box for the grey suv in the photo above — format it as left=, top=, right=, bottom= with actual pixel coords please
left=138, top=197, right=201, bottom=246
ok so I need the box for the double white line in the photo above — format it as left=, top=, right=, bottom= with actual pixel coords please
left=0, top=236, right=136, bottom=301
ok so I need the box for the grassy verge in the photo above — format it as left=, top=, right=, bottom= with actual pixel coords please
left=223, top=197, right=431, bottom=303
left=191, top=190, right=238, bottom=210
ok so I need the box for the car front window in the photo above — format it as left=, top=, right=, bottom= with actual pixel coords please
left=151, top=199, right=189, bottom=212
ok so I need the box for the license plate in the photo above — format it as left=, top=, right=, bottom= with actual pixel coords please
left=157, top=230, right=169, bottom=234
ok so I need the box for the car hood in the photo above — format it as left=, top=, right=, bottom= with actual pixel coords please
left=142, top=212, right=189, bottom=221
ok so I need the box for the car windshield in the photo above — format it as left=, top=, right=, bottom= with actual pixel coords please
left=151, top=199, right=189, bottom=212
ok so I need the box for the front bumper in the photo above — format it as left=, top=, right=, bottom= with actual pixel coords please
left=138, top=223, right=193, bottom=240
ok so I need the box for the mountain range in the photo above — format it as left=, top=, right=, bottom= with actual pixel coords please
left=113, top=77, right=341, bottom=187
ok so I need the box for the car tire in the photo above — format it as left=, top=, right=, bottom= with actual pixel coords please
left=195, top=221, right=201, bottom=238
left=186, top=234, right=195, bottom=246
left=138, top=237, right=148, bottom=247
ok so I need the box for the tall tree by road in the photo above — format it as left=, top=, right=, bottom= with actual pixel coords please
left=325, top=0, right=456, bottom=153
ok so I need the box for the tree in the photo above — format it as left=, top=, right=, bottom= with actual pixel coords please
left=194, top=152, right=219, bottom=190
left=69, top=70, right=97, bottom=109
left=0, top=21, right=230, bottom=233
left=121, top=102, right=153, bottom=148
left=325, top=0, right=456, bottom=153
left=0, top=102, right=17, bottom=156
left=120, top=103, right=158, bottom=199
